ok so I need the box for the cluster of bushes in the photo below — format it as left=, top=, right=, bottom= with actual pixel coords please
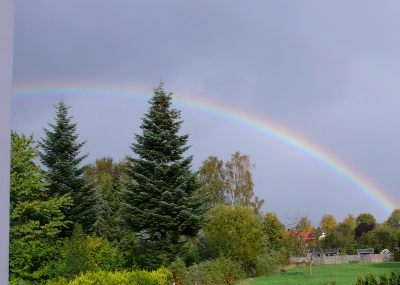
left=356, top=271, right=400, bottom=285
left=44, top=268, right=173, bottom=285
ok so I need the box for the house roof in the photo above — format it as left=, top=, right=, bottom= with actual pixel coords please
left=357, top=248, right=374, bottom=254
left=325, top=248, right=341, bottom=254
left=308, top=246, right=323, bottom=254
left=299, top=231, right=315, bottom=241
left=285, top=230, right=315, bottom=242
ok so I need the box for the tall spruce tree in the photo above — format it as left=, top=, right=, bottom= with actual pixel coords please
left=40, top=99, right=98, bottom=236
left=123, top=82, right=206, bottom=267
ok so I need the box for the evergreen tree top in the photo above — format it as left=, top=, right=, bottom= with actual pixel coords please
left=131, top=82, right=190, bottom=163
left=123, top=82, right=207, bottom=249
left=39, top=98, right=98, bottom=236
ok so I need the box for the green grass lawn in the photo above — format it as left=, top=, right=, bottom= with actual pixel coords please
left=249, top=262, right=400, bottom=285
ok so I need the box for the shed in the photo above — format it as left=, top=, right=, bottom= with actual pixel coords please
left=357, top=248, right=374, bottom=254
left=357, top=248, right=374, bottom=263
left=324, top=248, right=341, bottom=256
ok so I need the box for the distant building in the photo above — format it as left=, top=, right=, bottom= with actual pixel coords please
left=285, top=230, right=315, bottom=246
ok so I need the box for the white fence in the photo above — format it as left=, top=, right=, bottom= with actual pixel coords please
left=290, top=253, right=394, bottom=265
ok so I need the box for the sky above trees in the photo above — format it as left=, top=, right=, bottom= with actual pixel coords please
left=11, top=1, right=400, bottom=224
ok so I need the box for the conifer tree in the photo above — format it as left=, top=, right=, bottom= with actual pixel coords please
left=86, top=157, right=129, bottom=245
left=123, top=82, right=206, bottom=266
left=40, top=99, right=98, bottom=236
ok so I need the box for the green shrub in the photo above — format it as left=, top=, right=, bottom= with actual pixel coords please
left=87, top=236, right=125, bottom=271
left=187, top=256, right=244, bottom=285
left=168, top=257, right=189, bottom=285
left=253, top=249, right=289, bottom=277
left=204, top=204, right=264, bottom=275
left=393, top=251, right=400, bottom=261
left=59, top=224, right=95, bottom=280
left=355, top=272, right=400, bottom=285
left=45, top=268, right=173, bottom=285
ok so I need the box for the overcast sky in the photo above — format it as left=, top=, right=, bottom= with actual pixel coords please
left=11, top=1, right=400, bottom=226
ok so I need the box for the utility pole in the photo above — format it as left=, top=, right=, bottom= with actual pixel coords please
left=0, top=0, right=15, bottom=282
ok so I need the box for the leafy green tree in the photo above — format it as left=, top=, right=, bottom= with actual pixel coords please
left=262, top=212, right=285, bottom=251
left=359, top=224, right=400, bottom=251
left=40, top=99, right=99, bottom=236
left=287, top=214, right=314, bottom=232
left=355, top=222, right=375, bottom=241
left=355, top=213, right=376, bottom=226
left=385, top=209, right=400, bottom=226
left=9, top=132, right=71, bottom=282
left=203, top=204, right=264, bottom=275
left=319, top=214, right=338, bottom=234
left=342, top=214, right=356, bottom=230
left=197, top=156, right=226, bottom=207
left=122, top=82, right=207, bottom=267
left=197, top=152, right=264, bottom=213
left=319, top=223, right=357, bottom=254
left=225, top=151, right=264, bottom=213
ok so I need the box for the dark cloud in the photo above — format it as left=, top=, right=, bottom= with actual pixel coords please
left=12, top=0, right=400, bottom=224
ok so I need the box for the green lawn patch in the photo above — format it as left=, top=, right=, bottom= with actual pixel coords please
left=250, top=262, right=400, bottom=285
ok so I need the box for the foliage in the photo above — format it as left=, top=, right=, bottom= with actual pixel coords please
left=385, top=209, right=400, bottom=226
left=343, top=214, right=356, bottom=230
left=252, top=249, right=289, bottom=277
left=87, top=236, right=125, bottom=272
left=320, top=214, right=338, bottom=234
left=197, top=152, right=264, bottom=213
left=197, top=156, right=226, bottom=207
left=45, top=267, right=173, bottom=285
left=59, top=223, right=95, bottom=280
left=168, top=257, right=189, bottom=285
left=319, top=223, right=357, bottom=254
left=122, top=82, right=207, bottom=267
left=187, top=256, right=244, bottom=285
left=355, top=223, right=375, bottom=240
left=262, top=212, right=286, bottom=251
left=287, top=213, right=314, bottom=232
left=85, top=157, right=131, bottom=248
left=203, top=204, right=264, bottom=275
left=355, top=213, right=376, bottom=226
left=359, top=224, right=399, bottom=251
left=393, top=251, right=400, bottom=261
left=9, top=131, right=71, bottom=283
left=355, top=272, right=400, bottom=285
left=224, top=152, right=264, bottom=213
left=40, top=99, right=98, bottom=236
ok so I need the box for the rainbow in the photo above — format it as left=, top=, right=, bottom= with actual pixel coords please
left=12, top=81, right=398, bottom=215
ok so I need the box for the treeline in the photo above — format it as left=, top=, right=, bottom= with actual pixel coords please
left=10, top=83, right=400, bottom=285
left=303, top=211, right=400, bottom=255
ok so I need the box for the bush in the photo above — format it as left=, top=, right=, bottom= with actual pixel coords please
left=393, top=251, right=400, bottom=261
left=45, top=268, right=173, bottom=285
left=60, top=224, right=94, bottom=280
left=355, top=272, right=400, bottom=285
left=253, top=249, right=289, bottom=277
left=87, top=236, right=125, bottom=271
left=187, top=256, right=244, bottom=285
left=168, top=257, right=189, bottom=285
left=204, top=204, right=264, bottom=275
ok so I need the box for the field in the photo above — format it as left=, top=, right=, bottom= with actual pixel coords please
left=249, top=262, right=400, bottom=285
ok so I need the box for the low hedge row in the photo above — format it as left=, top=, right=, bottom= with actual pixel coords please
left=45, top=267, right=173, bottom=285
